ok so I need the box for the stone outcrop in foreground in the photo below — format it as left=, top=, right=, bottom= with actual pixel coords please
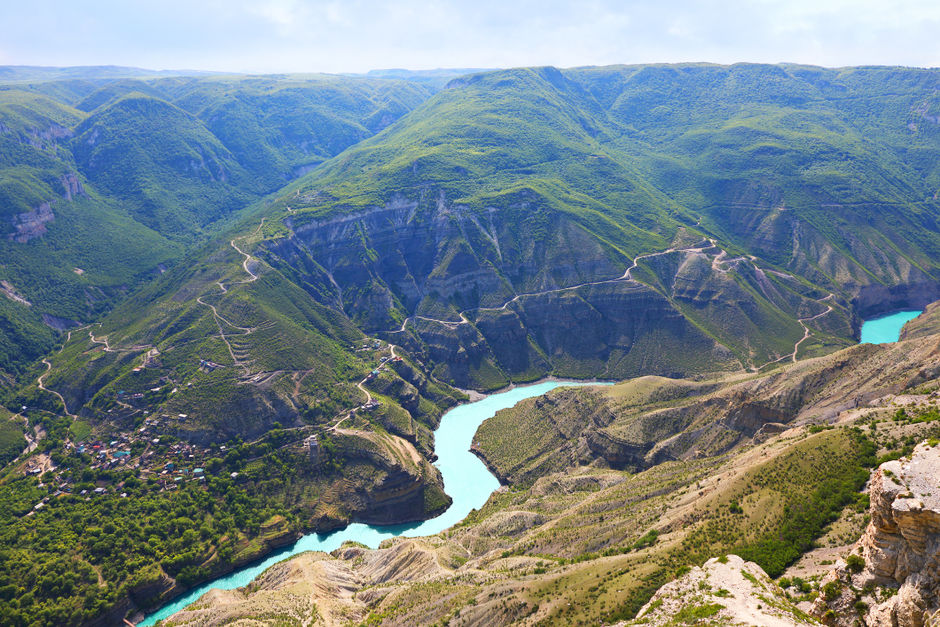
left=623, top=554, right=817, bottom=626
left=813, top=442, right=940, bottom=626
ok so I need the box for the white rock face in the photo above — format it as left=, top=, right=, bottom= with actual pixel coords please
left=9, top=202, right=54, bottom=242
left=813, top=442, right=940, bottom=627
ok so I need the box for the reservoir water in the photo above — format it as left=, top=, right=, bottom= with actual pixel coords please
left=859, top=310, right=922, bottom=344
left=139, top=379, right=608, bottom=625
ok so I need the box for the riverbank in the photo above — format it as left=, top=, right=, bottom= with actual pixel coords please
left=136, top=378, right=610, bottom=625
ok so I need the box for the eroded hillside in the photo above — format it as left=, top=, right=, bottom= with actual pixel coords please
left=152, top=302, right=940, bottom=626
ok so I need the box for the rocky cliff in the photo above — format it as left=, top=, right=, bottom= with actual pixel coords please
left=8, top=201, right=54, bottom=242
left=262, top=193, right=858, bottom=390
left=472, top=326, right=938, bottom=487
left=812, top=442, right=940, bottom=626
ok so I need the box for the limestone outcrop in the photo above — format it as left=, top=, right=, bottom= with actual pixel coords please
left=9, top=201, right=54, bottom=242
left=812, top=442, right=940, bottom=626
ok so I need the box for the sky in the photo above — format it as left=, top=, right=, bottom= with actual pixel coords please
left=1, top=0, right=939, bottom=73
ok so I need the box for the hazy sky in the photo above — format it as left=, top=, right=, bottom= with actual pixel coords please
left=1, top=0, right=938, bottom=73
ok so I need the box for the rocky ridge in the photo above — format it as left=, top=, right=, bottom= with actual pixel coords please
left=154, top=540, right=450, bottom=626
left=266, top=195, right=858, bottom=390
left=473, top=326, right=938, bottom=487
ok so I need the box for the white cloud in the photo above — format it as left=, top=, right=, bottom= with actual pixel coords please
left=0, top=0, right=937, bottom=72
left=252, top=0, right=301, bottom=27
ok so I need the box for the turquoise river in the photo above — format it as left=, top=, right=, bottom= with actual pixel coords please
left=138, top=379, right=609, bottom=625
left=859, top=310, right=923, bottom=344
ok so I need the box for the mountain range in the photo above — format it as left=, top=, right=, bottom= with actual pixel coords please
left=0, top=63, right=939, bottom=626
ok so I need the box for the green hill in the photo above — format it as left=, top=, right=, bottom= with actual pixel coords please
left=26, top=62, right=940, bottom=426
left=169, top=76, right=433, bottom=189
left=70, top=93, right=256, bottom=239
left=249, top=64, right=940, bottom=386
left=0, top=90, right=179, bottom=371
left=0, top=75, right=435, bottom=374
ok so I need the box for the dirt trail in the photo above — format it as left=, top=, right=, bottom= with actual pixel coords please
left=356, top=379, right=373, bottom=404
left=37, top=359, right=75, bottom=418
left=196, top=218, right=268, bottom=374
left=35, top=325, right=93, bottom=418
left=390, top=237, right=837, bottom=374
left=9, top=412, right=37, bottom=457
left=755, top=295, right=837, bottom=370
left=395, top=241, right=710, bottom=332
left=197, top=296, right=254, bottom=375
left=229, top=217, right=266, bottom=284
left=791, top=304, right=835, bottom=362
left=88, top=329, right=150, bottom=354
left=324, top=341, right=406, bottom=432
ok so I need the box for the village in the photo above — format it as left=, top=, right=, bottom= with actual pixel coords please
left=19, top=340, right=405, bottom=514
left=22, top=420, right=231, bottom=514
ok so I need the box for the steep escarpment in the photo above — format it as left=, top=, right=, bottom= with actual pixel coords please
left=812, top=443, right=940, bottom=626
left=0, top=90, right=179, bottom=371
left=317, top=429, right=451, bottom=527
left=474, top=319, right=940, bottom=487
left=852, top=282, right=940, bottom=327
left=8, top=201, right=55, bottom=242
left=900, top=301, right=940, bottom=340
left=262, top=191, right=858, bottom=388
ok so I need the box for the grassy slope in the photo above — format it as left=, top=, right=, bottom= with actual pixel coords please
left=70, top=93, right=257, bottom=239
left=0, top=406, right=25, bottom=467
left=576, top=64, right=940, bottom=282
left=0, top=76, right=436, bottom=374
left=0, top=90, right=180, bottom=371
left=224, top=64, right=940, bottom=385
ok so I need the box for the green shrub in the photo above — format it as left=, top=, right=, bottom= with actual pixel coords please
left=846, top=553, right=865, bottom=573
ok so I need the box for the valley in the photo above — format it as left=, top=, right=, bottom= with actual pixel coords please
left=0, top=62, right=939, bottom=626
left=144, top=307, right=940, bottom=626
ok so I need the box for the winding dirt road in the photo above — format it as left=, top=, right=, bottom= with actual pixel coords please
left=37, top=359, right=75, bottom=418
left=394, top=240, right=711, bottom=332
left=197, top=218, right=268, bottom=374
left=791, top=303, right=835, bottom=362
left=225, top=217, right=266, bottom=287
left=388, top=238, right=839, bottom=373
